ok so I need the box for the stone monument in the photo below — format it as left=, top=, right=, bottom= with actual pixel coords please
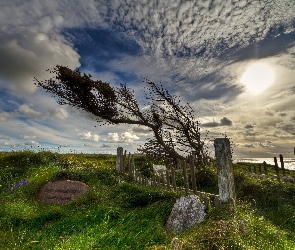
left=39, top=180, right=89, bottom=205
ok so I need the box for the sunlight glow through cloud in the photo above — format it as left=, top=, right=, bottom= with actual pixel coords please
left=241, top=62, right=276, bottom=95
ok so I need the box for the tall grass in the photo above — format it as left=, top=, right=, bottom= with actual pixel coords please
left=0, top=151, right=295, bottom=249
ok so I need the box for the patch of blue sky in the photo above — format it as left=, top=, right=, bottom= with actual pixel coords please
left=63, top=27, right=142, bottom=73
left=229, top=27, right=295, bottom=62
left=113, top=70, right=140, bottom=85
left=0, top=89, right=22, bottom=112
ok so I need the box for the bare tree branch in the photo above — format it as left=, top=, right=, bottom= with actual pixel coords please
left=35, top=65, right=209, bottom=164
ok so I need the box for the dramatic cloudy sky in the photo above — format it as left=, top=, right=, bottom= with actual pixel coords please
left=1, top=0, right=295, bottom=159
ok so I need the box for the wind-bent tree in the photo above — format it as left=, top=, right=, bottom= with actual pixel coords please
left=35, top=65, right=209, bottom=164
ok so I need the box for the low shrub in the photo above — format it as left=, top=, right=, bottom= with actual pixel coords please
left=53, top=170, right=85, bottom=182
left=135, top=162, right=154, bottom=178
left=115, top=182, right=179, bottom=208
left=195, top=167, right=218, bottom=190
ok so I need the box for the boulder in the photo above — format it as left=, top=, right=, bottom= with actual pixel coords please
left=39, top=180, right=89, bottom=205
left=166, top=195, right=206, bottom=234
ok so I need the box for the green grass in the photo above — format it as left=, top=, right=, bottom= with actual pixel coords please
left=0, top=151, right=295, bottom=249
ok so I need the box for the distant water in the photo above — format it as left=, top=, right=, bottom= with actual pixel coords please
left=234, top=158, right=295, bottom=170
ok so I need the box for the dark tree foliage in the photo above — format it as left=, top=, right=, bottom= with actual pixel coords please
left=35, top=65, right=209, bottom=164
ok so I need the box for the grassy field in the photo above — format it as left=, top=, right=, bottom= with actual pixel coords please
left=0, top=151, right=295, bottom=249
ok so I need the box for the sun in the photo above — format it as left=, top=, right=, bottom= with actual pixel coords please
left=241, top=62, right=276, bottom=95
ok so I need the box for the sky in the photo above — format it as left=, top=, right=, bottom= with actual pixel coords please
left=0, top=0, right=295, bottom=160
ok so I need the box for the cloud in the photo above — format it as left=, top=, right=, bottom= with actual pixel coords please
left=107, top=0, right=295, bottom=60
left=17, top=104, right=42, bottom=118
left=0, top=29, right=80, bottom=93
left=0, top=111, right=11, bottom=122
left=107, top=133, right=120, bottom=142
left=277, top=122, right=295, bottom=135
left=78, top=131, right=100, bottom=142
left=24, top=141, right=39, bottom=146
left=259, top=143, right=273, bottom=148
left=107, top=131, right=140, bottom=143
left=243, top=130, right=261, bottom=137
left=220, top=117, right=233, bottom=126
left=92, top=134, right=100, bottom=142
left=0, top=136, right=10, bottom=140
left=254, top=140, right=274, bottom=148
left=131, top=126, right=153, bottom=136
left=3, top=140, right=23, bottom=148
left=244, top=124, right=254, bottom=129
left=48, top=108, right=69, bottom=120
left=78, top=131, right=92, bottom=140
left=58, top=0, right=295, bottom=104
left=202, top=116, right=233, bottom=127
left=278, top=112, right=288, bottom=117
left=265, top=109, right=275, bottom=116
left=84, top=143, right=96, bottom=148
left=20, top=135, right=37, bottom=140
left=0, top=0, right=97, bottom=94
left=121, top=132, right=140, bottom=143
left=243, top=143, right=255, bottom=148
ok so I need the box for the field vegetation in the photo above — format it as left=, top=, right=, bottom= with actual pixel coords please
left=0, top=151, right=295, bottom=249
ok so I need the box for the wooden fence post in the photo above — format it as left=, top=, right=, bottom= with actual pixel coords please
left=171, top=168, right=177, bottom=190
left=182, top=160, right=189, bottom=193
left=122, top=150, right=127, bottom=173
left=204, top=196, right=210, bottom=211
left=177, top=159, right=181, bottom=170
left=128, top=152, right=132, bottom=177
left=189, top=155, right=197, bottom=194
left=166, top=169, right=171, bottom=190
left=274, top=157, right=280, bottom=181
left=263, top=161, right=268, bottom=175
left=131, top=154, right=135, bottom=178
left=279, top=154, right=286, bottom=176
left=116, top=147, right=123, bottom=173
left=214, top=196, right=222, bottom=210
left=152, top=176, right=156, bottom=187
left=161, top=172, right=166, bottom=188
left=214, top=138, right=236, bottom=203
left=156, top=175, right=161, bottom=188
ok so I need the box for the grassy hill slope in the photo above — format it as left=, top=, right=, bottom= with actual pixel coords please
left=0, top=151, right=295, bottom=249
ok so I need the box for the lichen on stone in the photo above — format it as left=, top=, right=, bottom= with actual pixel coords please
left=166, top=195, right=206, bottom=234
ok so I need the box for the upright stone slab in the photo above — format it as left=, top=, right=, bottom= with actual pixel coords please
left=214, top=138, right=236, bottom=203
left=166, top=195, right=206, bottom=234
left=116, top=147, right=123, bottom=173
left=39, top=180, right=89, bottom=205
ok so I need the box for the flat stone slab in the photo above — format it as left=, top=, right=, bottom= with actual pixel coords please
left=39, top=180, right=89, bottom=205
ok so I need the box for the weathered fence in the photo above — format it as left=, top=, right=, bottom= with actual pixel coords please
left=247, top=154, right=295, bottom=183
left=116, top=138, right=236, bottom=211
